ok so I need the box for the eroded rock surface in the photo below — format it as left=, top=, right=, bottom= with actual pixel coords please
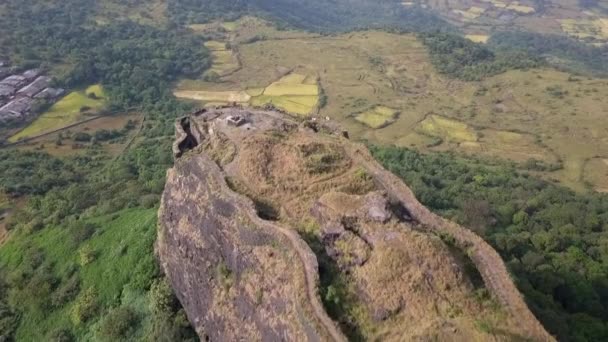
left=157, top=107, right=554, bottom=342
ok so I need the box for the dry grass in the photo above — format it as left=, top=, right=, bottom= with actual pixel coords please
left=583, top=158, right=608, bottom=192
left=201, top=119, right=529, bottom=340
left=204, top=41, right=240, bottom=76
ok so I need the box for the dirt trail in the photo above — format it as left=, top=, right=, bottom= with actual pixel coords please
left=344, top=142, right=555, bottom=342
left=200, top=153, right=347, bottom=342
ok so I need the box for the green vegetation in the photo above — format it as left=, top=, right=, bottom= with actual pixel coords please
left=419, top=32, right=541, bottom=81
left=371, top=145, right=608, bottom=341
left=0, top=151, right=82, bottom=196
left=168, top=0, right=451, bottom=33
left=0, top=209, right=196, bottom=340
left=489, top=31, right=608, bottom=77
left=9, top=85, right=106, bottom=142
left=0, top=0, right=206, bottom=340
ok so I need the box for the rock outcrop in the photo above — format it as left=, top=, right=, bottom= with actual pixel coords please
left=157, top=107, right=554, bottom=341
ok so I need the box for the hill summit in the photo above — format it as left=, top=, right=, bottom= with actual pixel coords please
left=157, top=107, right=553, bottom=341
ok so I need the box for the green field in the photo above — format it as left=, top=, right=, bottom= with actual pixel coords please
left=9, top=85, right=106, bottom=143
left=14, top=112, right=143, bottom=157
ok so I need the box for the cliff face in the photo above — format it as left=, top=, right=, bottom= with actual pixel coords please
left=157, top=107, right=554, bottom=341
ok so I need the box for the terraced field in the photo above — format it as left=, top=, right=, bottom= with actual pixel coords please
left=204, top=40, right=240, bottom=76
left=420, top=0, right=608, bottom=42
left=175, top=17, right=608, bottom=191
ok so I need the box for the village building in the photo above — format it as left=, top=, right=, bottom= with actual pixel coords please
left=0, top=97, right=33, bottom=121
left=17, top=76, right=51, bottom=98
left=0, top=75, right=27, bottom=88
left=22, top=69, right=41, bottom=81
left=0, top=84, right=15, bottom=99
left=34, top=87, right=64, bottom=99
left=0, top=63, right=65, bottom=123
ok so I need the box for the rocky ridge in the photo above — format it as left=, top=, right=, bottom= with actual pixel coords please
left=157, top=106, right=554, bottom=341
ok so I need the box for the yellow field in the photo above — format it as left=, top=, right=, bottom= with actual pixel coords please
left=416, top=115, right=478, bottom=142
left=465, top=34, right=490, bottom=43
left=355, top=106, right=398, bottom=129
left=173, top=90, right=251, bottom=103
left=176, top=71, right=319, bottom=115
left=9, top=85, right=106, bottom=142
left=264, top=83, right=319, bottom=96
left=251, top=73, right=320, bottom=115
left=245, top=88, right=265, bottom=97
left=251, top=95, right=315, bottom=114
left=507, top=4, right=535, bottom=14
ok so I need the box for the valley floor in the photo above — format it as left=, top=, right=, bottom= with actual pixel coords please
left=175, top=16, right=608, bottom=192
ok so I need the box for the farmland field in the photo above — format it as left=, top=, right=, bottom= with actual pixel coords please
left=176, top=72, right=320, bottom=115
left=176, top=18, right=608, bottom=191
left=9, top=85, right=107, bottom=143
left=13, top=112, right=143, bottom=157
left=355, top=106, right=398, bottom=128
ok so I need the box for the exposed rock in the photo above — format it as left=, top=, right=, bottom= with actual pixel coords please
left=159, top=107, right=554, bottom=342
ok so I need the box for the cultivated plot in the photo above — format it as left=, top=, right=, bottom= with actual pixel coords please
left=9, top=85, right=106, bottom=143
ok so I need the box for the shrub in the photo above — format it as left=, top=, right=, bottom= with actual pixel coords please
left=71, top=287, right=98, bottom=325
left=150, top=279, right=175, bottom=316
left=78, top=245, right=96, bottom=266
left=98, top=306, right=138, bottom=341
left=51, top=275, right=80, bottom=308
left=47, top=328, right=74, bottom=342
left=73, top=132, right=92, bottom=142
